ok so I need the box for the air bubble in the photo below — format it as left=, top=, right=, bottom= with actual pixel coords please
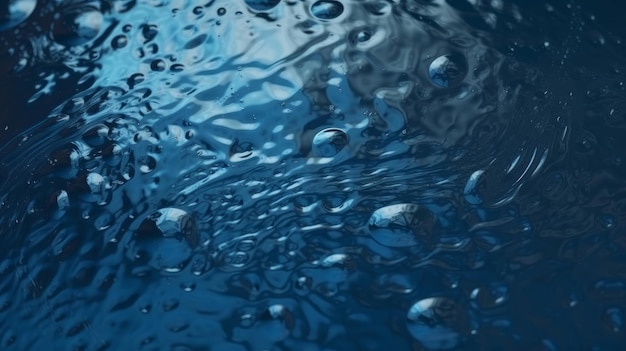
left=312, top=128, right=348, bottom=157
left=428, top=53, right=468, bottom=88
left=217, top=7, right=226, bottom=16
left=368, top=204, right=435, bottom=248
left=52, top=7, right=103, bottom=46
left=0, top=0, right=37, bottom=31
left=311, top=0, right=344, bottom=20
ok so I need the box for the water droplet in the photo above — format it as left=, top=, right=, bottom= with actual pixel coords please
left=138, top=155, right=156, bottom=173
left=129, top=208, right=198, bottom=271
left=52, top=7, right=103, bottom=46
left=141, top=23, right=158, bottom=42
left=355, top=30, right=371, bottom=42
left=469, top=284, right=509, bottom=310
left=150, top=59, right=165, bottom=71
left=406, top=297, right=468, bottom=350
left=111, top=34, right=128, bottom=49
left=244, top=0, right=281, bottom=12
left=312, top=128, right=348, bottom=157
left=0, top=0, right=37, bottom=31
left=311, top=0, right=344, bottom=20
left=368, top=204, right=435, bottom=248
left=363, top=1, right=390, bottom=16
left=229, top=141, right=254, bottom=161
left=428, top=53, right=468, bottom=88
left=127, top=73, right=145, bottom=89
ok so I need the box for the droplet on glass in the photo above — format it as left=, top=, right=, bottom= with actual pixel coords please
left=244, top=0, right=281, bottom=12
left=368, top=204, right=435, bottom=248
left=52, top=7, right=103, bottom=46
left=428, top=53, right=468, bottom=88
left=312, top=128, right=348, bottom=157
left=311, top=0, right=344, bottom=20
left=0, top=0, right=37, bottom=31
left=407, top=297, right=468, bottom=350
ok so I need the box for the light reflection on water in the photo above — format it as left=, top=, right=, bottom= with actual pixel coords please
left=1, top=0, right=626, bottom=350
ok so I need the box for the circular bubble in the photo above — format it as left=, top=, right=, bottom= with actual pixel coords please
left=407, top=297, right=468, bottom=350
left=312, top=128, right=348, bottom=157
left=0, top=0, right=36, bottom=31
left=311, top=0, right=344, bottom=20
left=244, top=0, right=280, bottom=12
left=428, top=53, right=468, bottom=88
left=52, top=7, right=103, bottom=46
left=368, top=204, right=435, bottom=248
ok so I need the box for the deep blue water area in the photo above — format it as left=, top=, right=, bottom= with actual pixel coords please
left=1, top=0, right=626, bottom=350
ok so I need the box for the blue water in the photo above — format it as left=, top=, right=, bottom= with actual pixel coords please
left=1, top=0, right=625, bottom=350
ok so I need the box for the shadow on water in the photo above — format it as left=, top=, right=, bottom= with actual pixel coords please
left=1, top=0, right=626, bottom=350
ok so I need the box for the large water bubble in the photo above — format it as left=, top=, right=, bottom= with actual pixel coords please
left=406, top=297, right=469, bottom=350
left=0, top=0, right=36, bottom=31
left=129, top=208, right=199, bottom=272
left=312, top=128, right=348, bottom=157
left=368, top=204, right=435, bottom=248
left=52, top=6, right=103, bottom=46
left=244, top=0, right=281, bottom=12
left=310, top=0, right=344, bottom=20
left=428, top=53, right=468, bottom=88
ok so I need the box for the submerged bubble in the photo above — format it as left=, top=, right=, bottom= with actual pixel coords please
left=428, top=53, right=468, bottom=88
left=244, top=0, right=281, bottom=12
left=312, top=128, right=348, bottom=157
left=368, top=204, right=435, bottom=248
left=0, top=0, right=37, bottom=31
left=311, top=0, right=344, bottom=20
left=52, top=7, right=103, bottom=46
left=406, top=297, right=468, bottom=350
